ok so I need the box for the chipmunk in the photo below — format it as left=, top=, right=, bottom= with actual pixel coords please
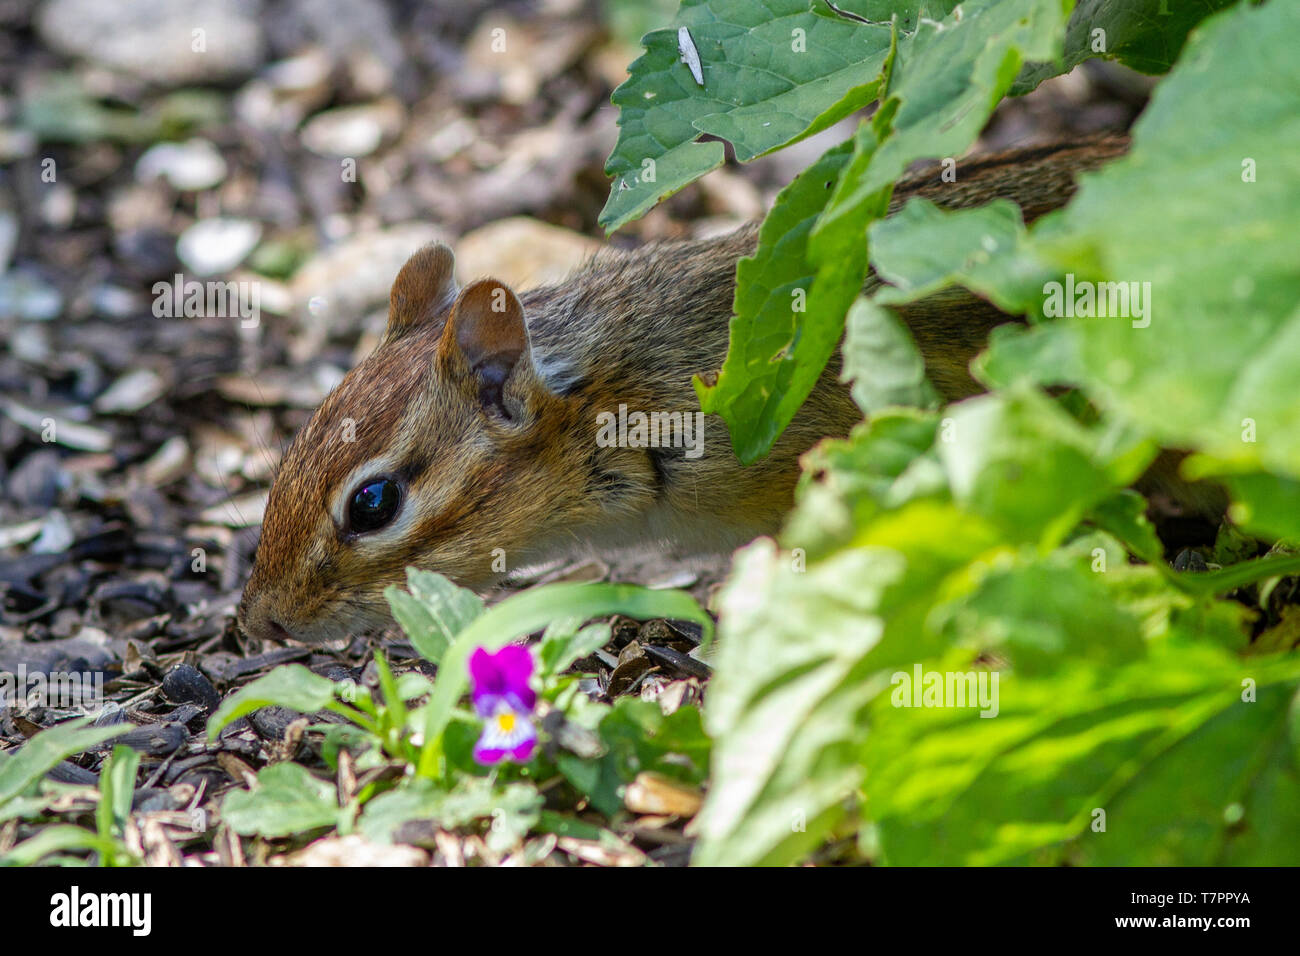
left=239, top=135, right=1162, bottom=644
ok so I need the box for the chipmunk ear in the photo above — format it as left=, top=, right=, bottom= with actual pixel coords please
left=440, top=278, right=531, bottom=417
left=385, top=242, right=458, bottom=343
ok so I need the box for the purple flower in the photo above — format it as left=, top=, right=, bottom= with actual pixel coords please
left=469, top=645, right=537, bottom=764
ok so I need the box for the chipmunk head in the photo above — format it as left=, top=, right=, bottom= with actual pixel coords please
left=237, top=241, right=650, bottom=644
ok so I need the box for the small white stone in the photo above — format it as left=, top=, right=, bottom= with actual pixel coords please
left=136, top=139, right=228, bottom=192
left=300, top=101, right=402, bottom=158
left=94, top=368, right=166, bottom=414
left=176, top=218, right=262, bottom=277
left=32, top=510, right=75, bottom=555
left=0, top=269, right=62, bottom=321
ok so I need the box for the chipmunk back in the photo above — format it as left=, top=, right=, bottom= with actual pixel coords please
left=238, top=137, right=1130, bottom=643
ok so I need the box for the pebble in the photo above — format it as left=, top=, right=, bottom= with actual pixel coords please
left=37, top=0, right=265, bottom=86
left=8, top=324, right=51, bottom=365
left=289, top=222, right=447, bottom=347
left=39, top=185, right=77, bottom=229
left=94, top=368, right=167, bottom=414
left=136, top=139, right=228, bottom=192
left=137, top=436, right=191, bottom=488
left=31, top=510, right=75, bottom=555
left=113, top=227, right=180, bottom=279
left=0, top=268, right=63, bottom=321
left=0, top=127, right=37, bottom=163
left=455, top=217, right=602, bottom=288
left=89, top=283, right=144, bottom=319
left=299, top=100, right=404, bottom=158
left=7, top=450, right=64, bottom=509
left=176, top=218, right=263, bottom=277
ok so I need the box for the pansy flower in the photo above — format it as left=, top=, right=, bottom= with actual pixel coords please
left=469, top=645, right=537, bottom=764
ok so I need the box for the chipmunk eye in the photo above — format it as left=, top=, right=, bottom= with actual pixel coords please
left=348, top=478, right=401, bottom=534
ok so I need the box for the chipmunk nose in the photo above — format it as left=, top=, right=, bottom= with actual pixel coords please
left=237, top=595, right=293, bottom=643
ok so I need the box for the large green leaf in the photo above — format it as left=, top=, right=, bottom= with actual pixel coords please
left=938, top=387, right=1155, bottom=547
left=599, top=0, right=892, bottom=230
left=690, top=541, right=900, bottom=866
left=832, top=0, right=1069, bottom=203
left=866, top=646, right=1300, bottom=865
left=693, top=138, right=858, bottom=462
left=701, top=0, right=1071, bottom=462
left=1032, top=0, right=1300, bottom=475
left=937, top=559, right=1146, bottom=674
left=694, top=497, right=1010, bottom=865
left=1013, top=0, right=1240, bottom=91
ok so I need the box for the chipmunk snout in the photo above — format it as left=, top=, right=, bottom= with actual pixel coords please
left=236, top=590, right=292, bottom=643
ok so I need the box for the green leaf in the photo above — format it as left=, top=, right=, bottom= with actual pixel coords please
left=221, top=763, right=342, bottom=838
left=1030, top=0, right=1300, bottom=476
left=830, top=0, right=1070, bottom=209
left=206, top=665, right=340, bottom=739
left=974, top=320, right=1085, bottom=390
left=1013, top=0, right=1240, bottom=92
left=395, top=671, right=435, bottom=702
left=1076, top=675, right=1300, bottom=865
left=868, top=198, right=1047, bottom=313
left=936, top=387, right=1154, bottom=547
left=359, top=777, right=542, bottom=852
left=385, top=568, right=485, bottom=665
left=691, top=541, right=889, bottom=866
left=538, top=622, right=614, bottom=677
left=1183, top=458, right=1300, bottom=544
left=561, top=697, right=710, bottom=819
left=96, top=745, right=140, bottom=843
left=599, top=0, right=892, bottom=231
left=0, top=825, right=121, bottom=867
left=841, top=295, right=939, bottom=414
left=1088, top=490, right=1164, bottom=565
left=602, top=697, right=712, bottom=784
left=693, top=138, right=857, bottom=462
left=693, top=506, right=1003, bottom=866
left=866, top=647, right=1300, bottom=865
left=784, top=410, right=946, bottom=559
left=812, top=0, right=963, bottom=26
left=700, top=0, right=1072, bottom=462
left=0, top=720, right=128, bottom=813
left=937, top=559, right=1145, bottom=674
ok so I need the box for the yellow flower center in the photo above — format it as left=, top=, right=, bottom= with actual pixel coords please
left=496, top=712, right=516, bottom=733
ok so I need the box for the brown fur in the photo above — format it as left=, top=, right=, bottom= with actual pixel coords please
left=239, top=136, right=1138, bottom=643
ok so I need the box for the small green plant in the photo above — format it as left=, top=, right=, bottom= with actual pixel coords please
left=205, top=570, right=714, bottom=850
left=1, top=727, right=140, bottom=867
